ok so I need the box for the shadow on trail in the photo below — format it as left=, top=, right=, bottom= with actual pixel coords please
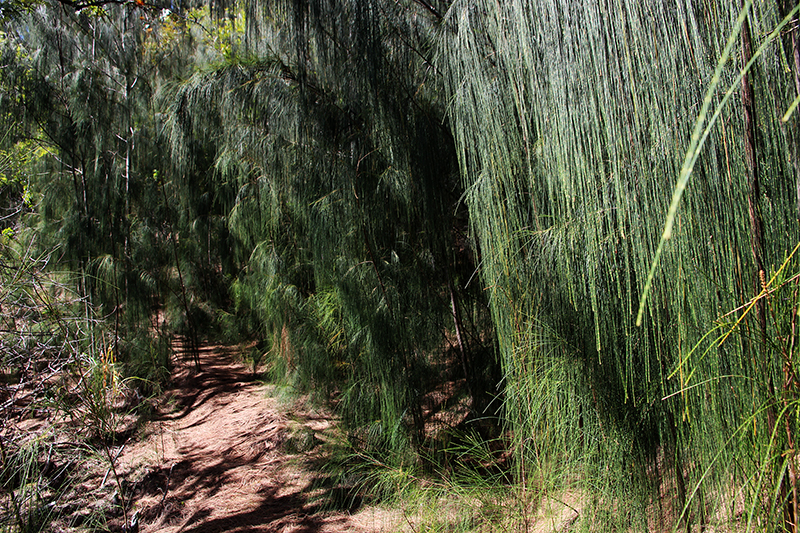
left=138, top=446, right=356, bottom=532
left=175, top=487, right=349, bottom=533
left=158, top=341, right=258, bottom=422
left=129, top=338, right=368, bottom=533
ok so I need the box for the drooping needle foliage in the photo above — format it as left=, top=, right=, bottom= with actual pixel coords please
left=4, top=0, right=800, bottom=529
left=439, top=0, right=800, bottom=528
left=164, top=0, right=494, bottom=456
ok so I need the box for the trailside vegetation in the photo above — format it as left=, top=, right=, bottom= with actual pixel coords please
left=3, top=0, right=800, bottom=530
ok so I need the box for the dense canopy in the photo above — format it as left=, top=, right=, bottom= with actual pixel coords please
left=3, top=0, right=800, bottom=530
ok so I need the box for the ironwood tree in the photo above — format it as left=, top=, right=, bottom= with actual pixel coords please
left=3, top=0, right=800, bottom=530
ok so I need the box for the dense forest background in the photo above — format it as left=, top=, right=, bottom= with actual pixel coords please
left=3, top=0, right=800, bottom=530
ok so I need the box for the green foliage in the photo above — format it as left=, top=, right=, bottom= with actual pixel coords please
left=121, top=330, right=172, bottom=395
left=72, top=347, right=129, bottom=439
left=439, top=0, right=800, bottom=529
left=665, top=246, right=800, bottom=531
left=0, top=0, right=238, bottom=381
left=162, top=0, right=492, bottom=462
left=0, top=436, right=55, bottom=533
left=5, top=0, right=800, bottom=529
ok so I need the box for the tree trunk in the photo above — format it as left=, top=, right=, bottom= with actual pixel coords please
left=741, top=5, right=794, bottom=529
left=160, top=178, right=200, bottom=372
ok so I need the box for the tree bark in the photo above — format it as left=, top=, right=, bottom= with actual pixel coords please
left=777, top=0, right=800, bottom=218
left=741, top=6, right=794, bottom=530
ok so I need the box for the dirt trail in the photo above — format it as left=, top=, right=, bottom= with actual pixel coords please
left=117, top=342, right=399, bottom=533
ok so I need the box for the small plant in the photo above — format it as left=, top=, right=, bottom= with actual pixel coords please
left=67, top=345, right=138, bottom=529
left=0, top=435, right=54, bottom=533
left=74, top=347, right=125, bottom=438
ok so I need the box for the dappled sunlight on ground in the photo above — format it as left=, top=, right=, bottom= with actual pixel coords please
left=117, top=341, right=403, bottom=533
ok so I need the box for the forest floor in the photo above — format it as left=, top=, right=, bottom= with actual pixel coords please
left=110, top=341, right=405, bottom=533
left=3, top=339, right=582, bottom=532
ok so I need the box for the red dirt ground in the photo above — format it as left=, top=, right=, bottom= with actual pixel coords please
left=115, top=343, right=403, bottom=533
left=2, top=339, right=584, bottom=532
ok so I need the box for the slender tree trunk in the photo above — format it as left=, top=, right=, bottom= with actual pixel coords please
left=160, top=178, right=200, bottom=372
left=742, top=1, right=769, bottom=390
left=447, top=274, right=472, bottom=400
left=777, top=0, right=800, bottom=217
left=741, top=6, right=794, bottom=529
left=773, top=9, right=800, bottom=519
left=742, top=5, right=765, bottom=321
left=124, top=127, right=132, bottom=300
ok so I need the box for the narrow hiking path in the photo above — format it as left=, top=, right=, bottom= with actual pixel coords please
left=117, top=341, right=401, bottom=533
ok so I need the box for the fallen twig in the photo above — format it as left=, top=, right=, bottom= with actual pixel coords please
left=101, top=440, right=129, bottom=488
left=160, top=462, right=176, bottom=507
